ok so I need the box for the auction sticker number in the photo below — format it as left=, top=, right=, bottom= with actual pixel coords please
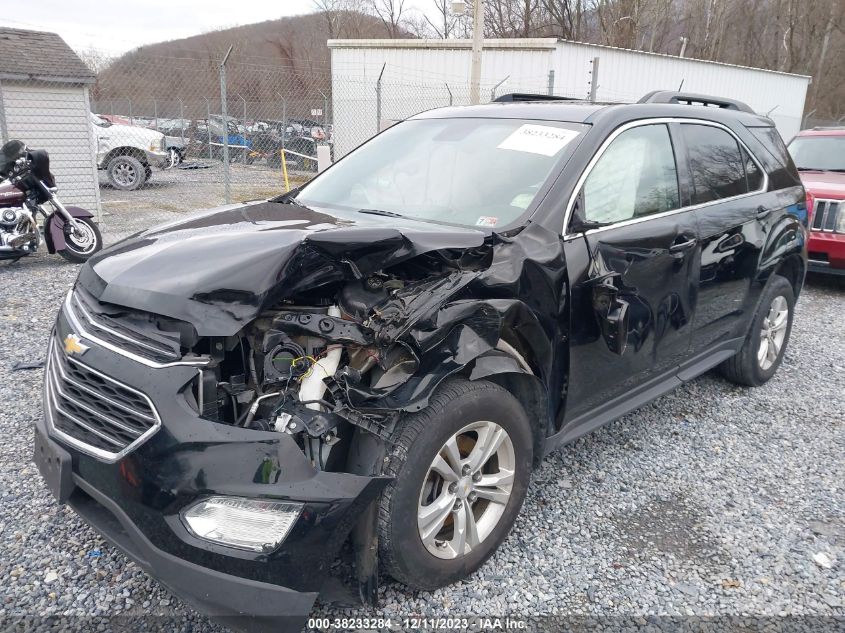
left=497, top=124, right=579, bottom=156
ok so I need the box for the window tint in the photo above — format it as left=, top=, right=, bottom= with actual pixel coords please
left=682, top=124, right=748, bottom=204
left=753, top=126, right=792, bottom=168
left=582, top=124, right=680, bottom=224
left=742, top=147, right=764, bottom=191
left=751, top=126, right=799, bottom=189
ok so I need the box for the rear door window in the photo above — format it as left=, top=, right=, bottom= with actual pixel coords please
left=681, top=124, right=749, bottom=204
left=742, top=147, right=764, bottom=191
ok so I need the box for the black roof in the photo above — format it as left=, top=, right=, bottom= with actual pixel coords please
left=0, top=27, right=94, bottom=84
left=415, top=101, right=607, bottom=123
left=413, top=97, right=772, bottom=128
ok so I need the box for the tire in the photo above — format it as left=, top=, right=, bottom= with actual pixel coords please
left=718, top=274, right=795, bottom=387
left=167, top=147, right=183, bottom=167
left=58, top=217, right=103, bottom=263
left=378, top=378, right=533, bottom=590
left=106, top=155, right=145, bottom=191
left=143, top=166, right=153, bottom=182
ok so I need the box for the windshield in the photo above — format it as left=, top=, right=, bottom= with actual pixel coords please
left=296, top=118, right=583, bottom=229
left=788, top=135, right=845, bottom=171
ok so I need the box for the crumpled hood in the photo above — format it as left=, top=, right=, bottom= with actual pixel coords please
left=78, top=200, right=486, bottom=335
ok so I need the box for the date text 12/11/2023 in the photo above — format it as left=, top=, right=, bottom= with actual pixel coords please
left=307, top=617, right=528, bottom=630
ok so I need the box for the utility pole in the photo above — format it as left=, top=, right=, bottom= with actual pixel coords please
left=219, top=45, right=233, bottom=204
left=469, top=0, right=484, bottom=104
left=588, top=57, right=600, bottom=103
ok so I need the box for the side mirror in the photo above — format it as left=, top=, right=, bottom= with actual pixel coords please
left=592, top=281, right=629, bottom=355
left=568, top=192, right=608, bottom=234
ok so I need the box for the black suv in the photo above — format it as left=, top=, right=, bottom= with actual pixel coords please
left=35, top=91, right=808, bottom=632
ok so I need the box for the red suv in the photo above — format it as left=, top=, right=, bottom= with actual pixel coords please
left=788, top=127, right=845, bottom=275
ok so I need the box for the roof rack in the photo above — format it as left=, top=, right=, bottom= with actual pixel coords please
left=493, top=93, right=580, bottom=103
left=638, top=90, right=755, bottom=114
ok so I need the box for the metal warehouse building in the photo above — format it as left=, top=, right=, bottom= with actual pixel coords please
left=328, top=38, right=811, bottom=158
left=0, top=28, right=101, bottom=218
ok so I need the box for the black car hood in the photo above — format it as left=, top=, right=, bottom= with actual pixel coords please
left=78, top=200, right=486, bottom=335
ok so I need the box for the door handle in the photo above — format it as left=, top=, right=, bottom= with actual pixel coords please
left=668, top=238, right=697, bottom=254
left=756, top=205, right=772, bottom=220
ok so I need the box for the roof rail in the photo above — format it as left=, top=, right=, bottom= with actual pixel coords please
left=493, top=93, right=580, bottom=103
left=638, top=90, right=755, bottom=114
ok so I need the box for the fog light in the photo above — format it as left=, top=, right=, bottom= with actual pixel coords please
left=181, top=496, right=302, bottom=552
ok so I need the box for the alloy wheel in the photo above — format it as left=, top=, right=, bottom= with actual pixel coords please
left=417, top=420, right=515, bottom=560
left=758, top=295, right=789, bottom=371
left=65, top=222, right=97, bottom=255
left=113, top=161, right=138, bottom=187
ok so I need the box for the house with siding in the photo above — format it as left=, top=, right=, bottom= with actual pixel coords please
left=0, top=27, right=101, bottom=219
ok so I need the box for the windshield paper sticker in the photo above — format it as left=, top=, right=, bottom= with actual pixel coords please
left=476, top=216, right=499, bottom=227
left=498, top=125, right=579, bottom=156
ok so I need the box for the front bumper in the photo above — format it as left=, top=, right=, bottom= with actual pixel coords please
left=34, top=306, right=388, bottom=632
left=808, top=231, right=845, bottom=275
left=145, top=149, right=168, bottom=168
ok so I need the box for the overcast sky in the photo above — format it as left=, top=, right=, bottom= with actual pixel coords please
left=0, top=0, right=428, bottom=55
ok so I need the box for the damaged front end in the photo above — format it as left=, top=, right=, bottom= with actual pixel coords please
left=39, top=199, right=567, bottom=630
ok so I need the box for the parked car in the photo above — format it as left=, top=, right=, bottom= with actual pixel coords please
left=288, top=118, right=327, bottom=141
left=787, top=127, right=845, bottom=275
left=91, top=114, right=167, bottom=190
left=97, top=113, right=132, bottom=126
left=38, top=92, right=807, bottom=633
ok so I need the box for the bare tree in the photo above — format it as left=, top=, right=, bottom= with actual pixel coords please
left=368, top=0, right=407, bottom=37
left=312, top=0, right=370, bottom=38
left=77, top=47, right=114, bottom=73
left=424, top=0, right=465, bottom=38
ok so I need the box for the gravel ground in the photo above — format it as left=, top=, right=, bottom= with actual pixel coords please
left=0, top=207, right=843, bottom=631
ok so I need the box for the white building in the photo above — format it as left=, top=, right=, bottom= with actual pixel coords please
left=328, top=38, right=811, bottom=158
left=0, top=28, right=101, bottom=219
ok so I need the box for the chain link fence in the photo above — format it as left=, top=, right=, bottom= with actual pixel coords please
left=2, top=48, right=574, bottom=242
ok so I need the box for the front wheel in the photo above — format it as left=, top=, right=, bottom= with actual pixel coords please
left=378, top=378, right=533, bottom=590
left=58, top=217, right=103, bottom=263
left=106, top=155, right=145, bottom=190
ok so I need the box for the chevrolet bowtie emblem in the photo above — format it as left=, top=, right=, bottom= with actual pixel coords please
left=63, top=333, right=90, bottom=356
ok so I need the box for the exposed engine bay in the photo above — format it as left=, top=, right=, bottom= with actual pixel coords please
left=179, top=246, right=514, bottom=472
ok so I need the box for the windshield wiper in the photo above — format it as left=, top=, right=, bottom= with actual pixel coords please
left=273, top=187, right=303, bottom=204
left=797, top=167, right=845, bottom=173
left=358, top=208, right=404, bottom=218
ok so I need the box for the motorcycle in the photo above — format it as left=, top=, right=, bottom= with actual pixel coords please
left=0, top=139, right=102, bottom=263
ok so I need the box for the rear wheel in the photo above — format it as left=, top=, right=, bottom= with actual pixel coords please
left=378, top=378, right=533, bottom=590
left=719, top=274, right=795, bottom=386
left=58, top=217, right=102, bottom=263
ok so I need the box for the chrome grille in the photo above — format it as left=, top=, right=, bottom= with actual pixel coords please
left=811, top=199, right=842, bottom=233
left=66, top=288, right=183, bottom=365
left=45, top=337, right=160, bottom=461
